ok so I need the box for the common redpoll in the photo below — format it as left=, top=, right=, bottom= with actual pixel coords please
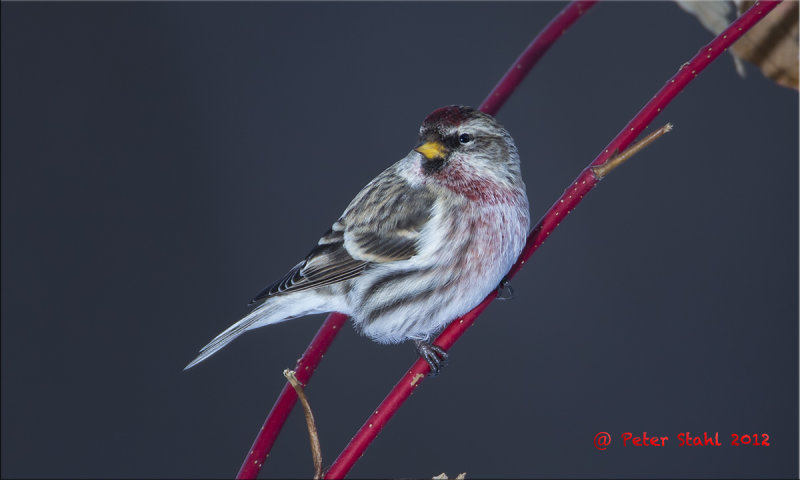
left=185, top=106, right=530, bottom=374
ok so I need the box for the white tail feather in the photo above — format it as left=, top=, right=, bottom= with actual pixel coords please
left=184, top=299, right=290, bottom=370
left=183, top=291, right=341, bottom=370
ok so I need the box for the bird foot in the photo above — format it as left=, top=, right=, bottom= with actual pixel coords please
left=496, top=278, right=514, bottom=300
left=414, top=340, right=449, bottom=376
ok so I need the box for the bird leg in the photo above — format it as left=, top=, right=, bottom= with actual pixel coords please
left=414, top=340, right=449, bottom=376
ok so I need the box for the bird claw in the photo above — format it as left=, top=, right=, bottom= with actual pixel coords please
left=496, top=279, right=514, bottom=300
left=414, top=340, right=449, bottom=376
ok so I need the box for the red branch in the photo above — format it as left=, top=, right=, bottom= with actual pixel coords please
left=235, top=3, right=596, bottom=478
left=324, top=1, right=781, bottom=478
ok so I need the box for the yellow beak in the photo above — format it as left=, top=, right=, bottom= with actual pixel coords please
left=414, top=141, right=447, bottom=160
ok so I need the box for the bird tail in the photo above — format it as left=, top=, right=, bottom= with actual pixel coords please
left=184, top=297, right=294, bottom=370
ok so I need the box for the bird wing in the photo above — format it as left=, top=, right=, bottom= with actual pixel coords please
left=249, top=172, right=435, bottom=304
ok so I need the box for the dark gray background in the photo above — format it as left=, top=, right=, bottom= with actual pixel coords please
left=2, top=2, right=797, bottom=478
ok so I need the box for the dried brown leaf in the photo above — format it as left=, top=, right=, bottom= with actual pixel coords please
left=734, top=1, right=799, bottom=90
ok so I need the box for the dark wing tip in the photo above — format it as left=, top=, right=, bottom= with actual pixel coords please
left=248, top=261, right=303, bottom=305
left=247, top=294, right=266, bottom=306
left=248, top=269, right=296, bottom=305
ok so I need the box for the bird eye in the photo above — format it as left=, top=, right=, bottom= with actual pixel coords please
left=458, top=133, right=473, bottom=144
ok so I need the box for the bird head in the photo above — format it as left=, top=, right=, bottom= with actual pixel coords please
left=414, top=106, right=521, bottom=185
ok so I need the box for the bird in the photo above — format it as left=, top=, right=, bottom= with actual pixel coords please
left=184, top=105, right=530, bottom=374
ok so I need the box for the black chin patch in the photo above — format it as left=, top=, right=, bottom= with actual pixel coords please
left=421, top=156, right=447, bottom=174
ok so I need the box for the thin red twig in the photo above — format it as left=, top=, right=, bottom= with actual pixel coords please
left=324, top=2, right=780, bottom=478
left=480, top=1, right=597, bottom=116
left=235, top=3, right=596, bottom=478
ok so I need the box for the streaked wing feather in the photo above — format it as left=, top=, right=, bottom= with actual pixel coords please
left=342, top=168, right=436, bottom=262
left=250, top=168, right=435, bottom=304
left=249, top=228, right=366, bottom=304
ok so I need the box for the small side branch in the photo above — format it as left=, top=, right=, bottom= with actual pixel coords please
left=591, top=123, right=673, bottom=180
left=284, top=369, right=323, bottom=479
